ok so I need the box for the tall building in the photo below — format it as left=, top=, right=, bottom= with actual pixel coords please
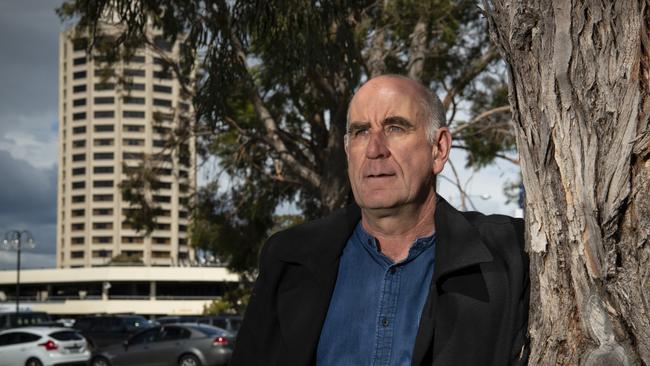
left=56, top=25, right=196, bottom=268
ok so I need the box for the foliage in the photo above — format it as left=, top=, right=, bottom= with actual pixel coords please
left=203, top=287, right=251, bottom=315
left=58, top=0, right=516, bottom=276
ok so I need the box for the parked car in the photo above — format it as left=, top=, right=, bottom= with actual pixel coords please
left=156, top=316, right=201, bottom=325
left=89, top=324, right=235, bottom=366
left=0, top=326, right=90, bottom=366
left=198, top=316, right=242, bottom=336
left=73, top=315, right=152, bottom=349
left=0, top=312, right=52, bottom=330
left=156, top=315, right=242, bottom=336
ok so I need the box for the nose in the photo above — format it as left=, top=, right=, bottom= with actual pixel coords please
left=365, top=131, right=390, bottom=159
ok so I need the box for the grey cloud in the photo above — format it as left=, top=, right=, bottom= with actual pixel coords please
left=0, top=150, right=57, bottom=268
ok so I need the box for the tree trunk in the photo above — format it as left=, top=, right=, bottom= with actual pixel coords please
left=484, top=1, right=650, bottom=365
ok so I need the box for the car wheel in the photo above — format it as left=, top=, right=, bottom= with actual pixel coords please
left=25, top=359, right=43, bottom=366
left=178, top=354, right=202, bottom=366
left=90, top=356, right=111, bottom=366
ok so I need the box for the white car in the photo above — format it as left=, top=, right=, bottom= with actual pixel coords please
left=0, top=326, right=90, bottom=366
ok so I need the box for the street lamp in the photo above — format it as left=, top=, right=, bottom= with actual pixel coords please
left=2, top=230, right=35, bottom=314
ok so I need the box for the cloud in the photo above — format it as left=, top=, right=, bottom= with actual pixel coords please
left=0, top=150, right=57, bottom=269
left=0, top=0, right=62, bottom=169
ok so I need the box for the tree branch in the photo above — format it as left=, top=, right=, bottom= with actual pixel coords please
left=451, top=105, right=511, bottom=135
left=442, top=46, right=499, bottom=110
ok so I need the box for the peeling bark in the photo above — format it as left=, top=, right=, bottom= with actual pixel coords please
left=485, top=0, right=650, bottom=364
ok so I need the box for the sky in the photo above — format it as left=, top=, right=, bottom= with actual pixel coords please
left=0, top=0, right=521, bottom=271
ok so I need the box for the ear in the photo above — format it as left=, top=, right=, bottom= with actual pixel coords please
left=432, top=127, right=452, bottom=175
left=344, top=134, right=349, bottom=156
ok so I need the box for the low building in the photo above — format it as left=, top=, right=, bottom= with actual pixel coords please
left=0, top=266, right=238, bottom=317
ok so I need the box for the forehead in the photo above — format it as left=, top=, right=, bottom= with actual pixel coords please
left=348, top=79, right=425, bottom=124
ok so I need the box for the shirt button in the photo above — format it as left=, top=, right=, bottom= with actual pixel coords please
left=388, top=268, right=396, bottom=274
left=381, top=318, right=389, bottom=327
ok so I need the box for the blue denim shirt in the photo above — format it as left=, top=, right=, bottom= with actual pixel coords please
left=316, top=222, right=436, bottom=366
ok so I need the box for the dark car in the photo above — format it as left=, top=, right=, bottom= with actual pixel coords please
left=73, top=315, right=153, bottom=350
left=0, top=311, right=52, bottom=330
left=89, top=324, right=235, bottom=366
left=156, top=316, right=201, bottom=325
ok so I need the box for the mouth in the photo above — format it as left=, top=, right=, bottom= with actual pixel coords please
left=365, top=173, right=396, bottom=178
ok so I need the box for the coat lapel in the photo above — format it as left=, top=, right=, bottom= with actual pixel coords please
left=274, top=204, right=361, bottom=364
left=411, top=197, right=494, bottom=366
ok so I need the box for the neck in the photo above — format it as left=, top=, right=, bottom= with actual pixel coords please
left=361, top=191, right=437, bottom=262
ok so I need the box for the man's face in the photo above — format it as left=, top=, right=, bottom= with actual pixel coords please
left=346, top=78, right=440, bottom=211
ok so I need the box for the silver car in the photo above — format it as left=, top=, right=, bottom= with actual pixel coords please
left=89, top=324, right=234, bottom=366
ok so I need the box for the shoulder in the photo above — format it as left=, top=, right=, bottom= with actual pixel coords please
left=260, top=204, right=361, bottom=262
left=461, top=210, right=527, bottom=267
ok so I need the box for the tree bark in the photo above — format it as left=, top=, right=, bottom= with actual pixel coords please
left=485, top=0, right=650, bottom=364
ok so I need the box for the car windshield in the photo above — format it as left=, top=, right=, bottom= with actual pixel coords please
left=49, top=331, right=84, bottom=341
left=124, top=316, right=151, bottom=329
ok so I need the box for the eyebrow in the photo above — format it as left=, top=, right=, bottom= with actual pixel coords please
left=347, top=121, right=371, bottom=134
left=383, top=116, right=415, bottom=129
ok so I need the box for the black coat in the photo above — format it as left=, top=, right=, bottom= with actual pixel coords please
left=232, top=197, right=530, bottom=365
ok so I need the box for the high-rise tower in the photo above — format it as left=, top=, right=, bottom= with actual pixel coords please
left=56, top=26, right=195, bottom=268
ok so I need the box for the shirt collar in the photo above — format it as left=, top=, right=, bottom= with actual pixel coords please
left=353, top=222, right=436, bottom=267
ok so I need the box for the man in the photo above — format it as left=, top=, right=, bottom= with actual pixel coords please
left=231, top=75, right=529, bottom=365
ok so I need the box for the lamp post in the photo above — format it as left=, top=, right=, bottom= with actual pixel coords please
left=2, top=230, right=35, bottom=314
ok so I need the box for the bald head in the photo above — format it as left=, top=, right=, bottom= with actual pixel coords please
left=347, top=75, right=446, bottom=144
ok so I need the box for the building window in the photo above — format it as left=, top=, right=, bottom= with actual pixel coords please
left=153, top=85, right=172, bottom=94
left=154, top=126, right=171, bottom=134
left=124, top=69, right=145, bottom=77
left=123, top=152, right=144, bottom=160
left=93, top=222, right=113, bottom=230
left=153, top=140, right=166, bottom=148
left=92, top=250, right=113, bottom=258
left=72, top=167, right=86, bottom=176
left=71, top=237, right=85, bottom=245
left=72, top=181, right=85, bottom=189
left=71, top=209, right=85, bottom=217
left=153, top=195, right=171, bottom=203
left=72, top=140, right=86, bottom=148
left=153, top=98, right=172, bottom=107
left=93, top=138, right=114, bottom=146
left=153, top=57, right=165, bottom=65
left=123, top=138, right=144, bottom=146
left=179, top=102, right=190, bottom=112
left=72, top=112, right=86, bottom=121
left=122, top=236, right=144, bottom=244
left=94, top=82, right=115, bottom=91
left=71, top=251, right=85, bottom=259
left=94, top=96, right=114, bottom=104
left=154, top=182, right=172, bottom=190
left=123, top=111, right=145, bottom=118
left=72, top=195, right=85, bottom=203
left=93, top=180, right=113, bottom=188
left=123, top=96, right=145, bottom=105
left=124, top=83, right=145, bottom=91
left=73, top=57, right=87, bottom=66
left=93, top=166, right=114, bottom=174
left=93, top=194, right=113, bottom=202
left=178, top=225, right=187, bottom=232
left=153, top=237, right=170, bottom=245
left=73, top=84, right=87, bottom=93
left=72, top=153, right=86, bottom=162
left=94, top=111, right=114, bottom=119
left=73, top=98, right=86, bottom=107
left=73, top=71, right=86, bottom=79
left=94, top=124, right=114, bottom=132
left=72, top=126, right=86, bottom=135
left=153, top=70, right=172, bottom=80
left=93, top=208, right=113, bottom=216
left=152, top=251, right=170, bottom=258
left=71, top=223, right=85, bottom=231
left=93, top=152, right=114, bottom=160
left=179, top=211, right=188, bottom=218
left=155, top=223, right=171, bottom=231
left=123, top=124, right=145, bottom=132
left=92, top=236, right=113, bottom=244
left=128, top=55, right=146, bottom=63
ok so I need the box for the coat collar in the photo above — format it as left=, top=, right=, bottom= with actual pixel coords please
left=276, top=195, right=494, bottom=281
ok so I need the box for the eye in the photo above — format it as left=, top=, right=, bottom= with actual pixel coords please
left=351, top=128, right=369, bottom=137
left=385, top=125, right=405, bottom=134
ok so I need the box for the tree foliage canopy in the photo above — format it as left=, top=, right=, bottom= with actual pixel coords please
left=58, top=0, right=517, bottom=276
